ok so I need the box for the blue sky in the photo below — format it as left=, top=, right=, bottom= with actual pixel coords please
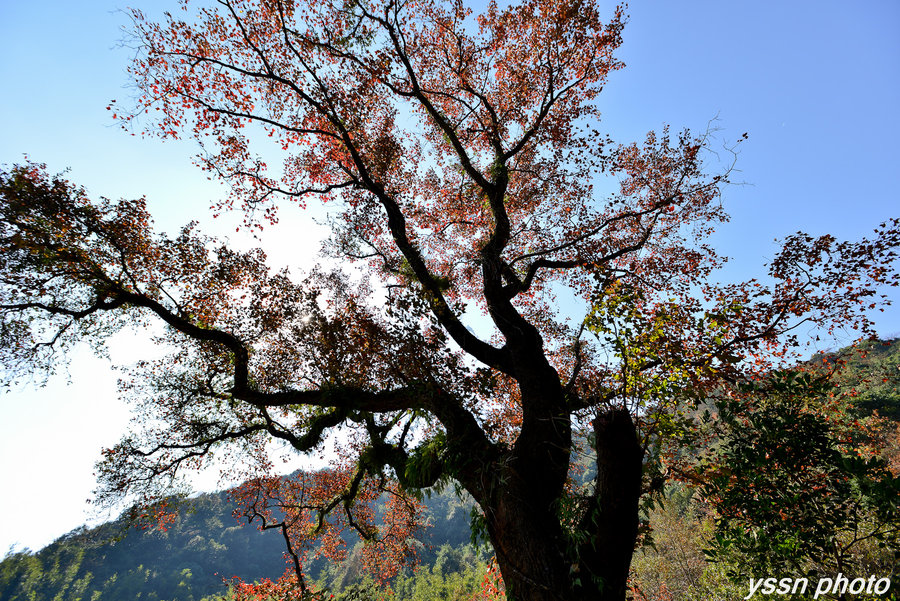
left=1, top=1, right=898, bottom=552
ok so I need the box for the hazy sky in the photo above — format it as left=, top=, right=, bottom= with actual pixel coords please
left=1, top=0, right=899, bottom=553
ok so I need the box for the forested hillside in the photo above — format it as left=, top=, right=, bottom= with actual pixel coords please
left=0, top=493, right=287, bottom=601
left=825, top=338, right=900, bottom=420
left=1, top=339, right=897, bottom=601
left=0, top=487, right=486, bottom=601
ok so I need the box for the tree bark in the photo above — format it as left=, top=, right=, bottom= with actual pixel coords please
left=582, top=407, right=644, bottom=600
left=478, top=407, right=643, bottom=601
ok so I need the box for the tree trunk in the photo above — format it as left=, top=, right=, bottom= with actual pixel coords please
left=486, top=483, right=573, bottom=601
left=581, top=407, right=644, bottom=600
left=480, top=407, right=644, bottom=601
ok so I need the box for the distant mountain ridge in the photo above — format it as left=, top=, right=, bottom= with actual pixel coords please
left=0, top=485, right=480, bottom=601
left=1, top=492, right=288, bottom=601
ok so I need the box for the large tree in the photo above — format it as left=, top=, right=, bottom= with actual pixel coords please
left=2, top=0, right=899, bottom=599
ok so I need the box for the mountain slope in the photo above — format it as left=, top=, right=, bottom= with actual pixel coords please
left=0, top=488, right=481, bottom=601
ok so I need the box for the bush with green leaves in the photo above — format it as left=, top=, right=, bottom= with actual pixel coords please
left=697, top=370, right=900, bottom=596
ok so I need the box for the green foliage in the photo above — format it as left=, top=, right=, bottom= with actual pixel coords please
left=311, top=543, right=491, bottom=601
left=631, top=342, right=900, bottom=601
left=698, top=370, right=900, bottom=588
left=404, top=434, right=447, bottom=490
left=392, top=546, right=491, bottom=601
left=819, top=339, right=900, bottom=420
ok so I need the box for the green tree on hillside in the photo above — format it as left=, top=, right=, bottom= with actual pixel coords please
left=681, top=371, right=900, bottom=599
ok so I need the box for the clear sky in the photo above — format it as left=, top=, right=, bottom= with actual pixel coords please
left=1, top=0, right=898, bottom=553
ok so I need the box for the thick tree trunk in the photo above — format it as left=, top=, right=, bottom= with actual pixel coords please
left=480, top=407, right=644, bottom=601
left=580, top=407, right=644, bottom=600
left=486, top=484, right=573, bottom=601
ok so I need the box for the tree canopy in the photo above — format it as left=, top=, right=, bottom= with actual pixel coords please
left=1, top=0, right=899, bottom=599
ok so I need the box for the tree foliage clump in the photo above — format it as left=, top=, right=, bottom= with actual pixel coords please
left=691, top=371, right=900, bottom=593
left=632, top=347, right=900, bottom=601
